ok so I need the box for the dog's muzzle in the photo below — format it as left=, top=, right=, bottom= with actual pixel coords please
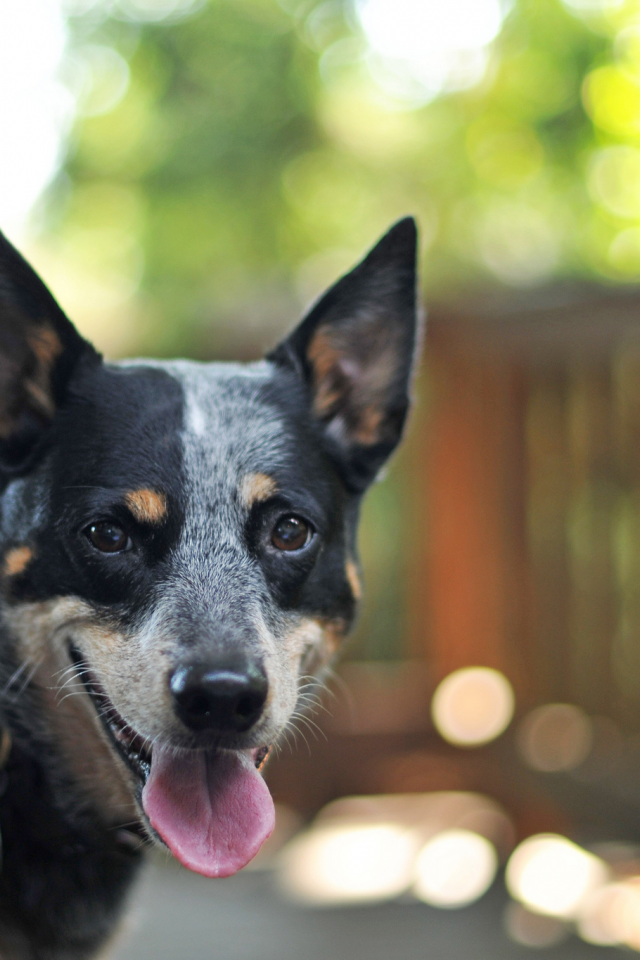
left=70, top=644, right=275, bottom=878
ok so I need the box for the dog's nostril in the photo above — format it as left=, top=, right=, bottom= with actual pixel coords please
left=170, top=660, right=268, bottom=734
left=183, top=692, right=213, bottom=719
left=235, top=694, right=259, bottom=720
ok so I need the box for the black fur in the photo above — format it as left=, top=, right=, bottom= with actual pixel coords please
left=0, top=686, right=141, bottom=960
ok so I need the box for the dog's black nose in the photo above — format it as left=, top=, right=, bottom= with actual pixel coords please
left=170, top=659, right=268, bottom=734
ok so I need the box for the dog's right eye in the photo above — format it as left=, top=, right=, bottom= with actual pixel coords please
left=271, top=515, right=312, bottom=552
left=85, top=521, right=132, bottom=554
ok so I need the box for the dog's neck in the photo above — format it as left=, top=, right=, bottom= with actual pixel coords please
left=0, top=672, right=143, bottom=960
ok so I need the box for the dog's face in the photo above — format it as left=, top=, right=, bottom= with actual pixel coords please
left=0, top=219, right=419, bottom=878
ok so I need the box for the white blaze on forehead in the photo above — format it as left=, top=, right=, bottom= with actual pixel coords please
left=118, top=358, right=289, bottom=503
left=168, top=360, right=288, bottom=506
left=186, top=395, right=207, bottom=438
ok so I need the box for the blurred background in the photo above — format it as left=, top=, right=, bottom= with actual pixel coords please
left=9, top=0, right=640, bottom=954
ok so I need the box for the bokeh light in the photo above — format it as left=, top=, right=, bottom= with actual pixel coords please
left=506, top=835, right=608, bottom=919
left=64, top=44, right=130, bottom=119
left=588, top=146, right=640, bottom=220
left=277, top=792, right=514, bottom=908
left=583, top=66, right=640, bottom=139
left=114, top=0, right=205, bottom=20
left=356, top=0, right=506, bottom=103
left=431, top=667, right=515, bottom=747
left=577, top=879, right=640, bottom=950
left=477, top=201, right=559, bottom=286
left=0, top=0, right=71, bottom=238
left=278, top=822, right=418, bottom=906
left=517, top=703, right=593, bottom=772
left=63, top=0, right=205, bottom=21
left=315, top=791, right=515, bottom=854
left=561, top=0, right=623, bottom=13
left=413, top=829, right=498, bottom=908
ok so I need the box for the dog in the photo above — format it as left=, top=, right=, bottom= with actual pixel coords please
left=0, top=217, right=419, bottom=959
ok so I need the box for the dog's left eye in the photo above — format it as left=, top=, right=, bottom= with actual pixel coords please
left=271, top=515, right=312, bottom=551
left=85, top=521, right=132, bottom=554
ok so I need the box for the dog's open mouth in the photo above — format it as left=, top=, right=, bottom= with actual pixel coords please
left=70, top=646, right=275, bottom=878
left=71, top=647, right=154, bottom=783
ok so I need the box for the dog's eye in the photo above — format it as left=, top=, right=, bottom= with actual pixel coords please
left=271, top=515, right=312, bottom=552
left=85, top=521, right=131, bottom=554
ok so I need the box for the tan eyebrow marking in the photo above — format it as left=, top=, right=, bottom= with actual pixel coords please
left=345, top=559, right=362, bottom=601
left=4, top=546, right=34, bottom=577
left=124, top=489, right=167, bottom=524
left=240, top=473, right=277, bottom=509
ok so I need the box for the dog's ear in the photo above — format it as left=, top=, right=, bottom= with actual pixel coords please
left=268, top=217, right=420, bottom=492
left=0, top=231, right=100, bottom=472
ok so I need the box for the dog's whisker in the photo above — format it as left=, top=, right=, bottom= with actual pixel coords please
left=298, top=673, right=331, bottom=691
left=51, top=663, right=78, bottom=685
left=56, top=690, right=92, bottom=707
left=294, top=728, right=313, bottom=757
left=296, top=690, right=331, bottom=714
left=321, top=668, right=356, bottom=723
left=297, top=676, right=333, bottom=707
left=295, top=693, right=332, bottom=724
left=285, top=717, right=314, bottom=756
left=52, top=661, right=83, bottom=679
left=278, top=723, right=298, bottom=755
left=4, top=658, right=43, bottom=702
left=2, top=659, right=32, bottom=696
left=54, top=670, right=84, bottom=692
left=56, top=665, right=89, bottom=685
left=53, top=667, right=91, bottom=702
left=323, top=666, right=349, bottom=695
left=290, top=710, right=327, bottom=744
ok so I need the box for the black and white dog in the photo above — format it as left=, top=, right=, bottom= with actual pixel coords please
left=0, top=218, right=419, bottom=959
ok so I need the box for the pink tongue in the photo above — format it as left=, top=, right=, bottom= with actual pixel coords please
left=142, top=745, right=275, bottom=878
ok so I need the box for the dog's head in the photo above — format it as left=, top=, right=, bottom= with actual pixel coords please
left=0, top=219, right=419, bottom=876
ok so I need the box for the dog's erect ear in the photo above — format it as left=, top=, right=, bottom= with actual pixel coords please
left=268, top=218, right=420, bottom=492
left=0, top=231, right=99, bottom=472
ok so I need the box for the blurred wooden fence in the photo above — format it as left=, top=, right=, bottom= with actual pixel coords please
left=410, top=285, right=640, bottom=729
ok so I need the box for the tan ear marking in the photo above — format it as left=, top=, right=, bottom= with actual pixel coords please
left=4, top=546, right=34, bottom=577
left=345, top=559, right=362, bottom=601
left=307, top=327, right=344, bottom=418
left=125, top=489, right=167, bottom=524
left=352, top=406, right=385, bottom=446
left=306, top=322, right=399, bottom=446
left=240, top=473, right=277, bottom=509
left=24, top=325, right=63, bottom=420
left=27, top=326, right=62, bottom=369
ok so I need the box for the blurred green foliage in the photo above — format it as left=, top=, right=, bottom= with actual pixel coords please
left=49, top=0, right=640, bottom=362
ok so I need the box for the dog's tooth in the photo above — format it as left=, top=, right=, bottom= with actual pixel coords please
left=110, top=723, right=128, bottom=744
